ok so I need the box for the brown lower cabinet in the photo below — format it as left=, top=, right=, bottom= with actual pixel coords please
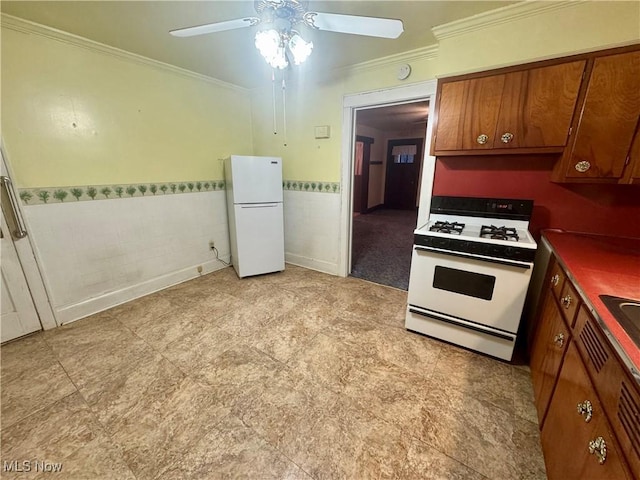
left=541, top=342, right=631, bottom=479
left=530, top=293, right=571, bottom=424
left=531, top=252, right=640, bottom=479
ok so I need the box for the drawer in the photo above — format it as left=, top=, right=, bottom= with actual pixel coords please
left=558, top=278, right=580, bottom=327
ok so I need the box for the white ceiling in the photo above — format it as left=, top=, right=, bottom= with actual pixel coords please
left=357, top=102, right=429, bottom=132
left=1, top=1, right=517, bottom=89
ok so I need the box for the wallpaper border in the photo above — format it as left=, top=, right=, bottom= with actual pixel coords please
left=18, top=180, right=226, bottom=205
left=282, top=180, right=340, bottom=193
left=19, top=179, right=341, bottom=205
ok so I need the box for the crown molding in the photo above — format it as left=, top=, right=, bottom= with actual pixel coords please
left=337, top=44, right=439, bottom=76
left=432, top=0, right=583, bottom=41
left=1, top=13, right=247, bottom=93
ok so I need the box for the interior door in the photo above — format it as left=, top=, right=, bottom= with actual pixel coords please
left=384, top=138, right=423, bottom=209
left=1, top=209, right=41, bottom=343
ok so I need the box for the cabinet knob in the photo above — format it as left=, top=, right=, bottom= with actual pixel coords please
left=500, top=132, right=514, bottom=144
left=476, top=134, right=489, bottom=145
left=561, top=295, right=572, bottom=309
left=577, top=400, right=593, bottom=423
left=553, top=333, right=565, bottom=347
left=551, top=274, right=560, bottom=287
left=588, top=436, right=607, bottom=465
left=575, top=161, right=591, bottom=173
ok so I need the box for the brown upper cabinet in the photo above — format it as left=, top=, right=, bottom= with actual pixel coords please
left=431, top=61, right=586, bottom=156
left=552, top=49, right=640, bottom=183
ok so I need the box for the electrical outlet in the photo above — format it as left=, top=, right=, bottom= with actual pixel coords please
left=209, top=240, right=215, bottom=250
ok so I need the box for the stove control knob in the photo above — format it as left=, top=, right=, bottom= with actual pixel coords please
left=434, top=238, right=449, bottom=249
left=504, top=247, right=514, bottom=257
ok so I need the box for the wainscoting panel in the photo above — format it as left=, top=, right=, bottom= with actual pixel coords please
left=24, top=191, right=231, bottom=324
left=283, top=190, right=341, bottom=275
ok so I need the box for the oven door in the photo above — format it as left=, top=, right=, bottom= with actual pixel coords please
left=407, top=245, right=533, bottom=334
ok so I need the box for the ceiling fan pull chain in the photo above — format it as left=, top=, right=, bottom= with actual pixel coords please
left=272, top=70, right=277, bottom=135
left=282, top=76, right=287, bottom=147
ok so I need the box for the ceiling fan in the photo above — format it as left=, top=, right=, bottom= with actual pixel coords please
left=170, top=0, right=404, bottom=69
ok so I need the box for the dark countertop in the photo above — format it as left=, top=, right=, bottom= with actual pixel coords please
left=542, top=230, right=640, bottom=375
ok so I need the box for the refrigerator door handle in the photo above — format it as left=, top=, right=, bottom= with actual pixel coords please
left=240, top=204, right=278, bottom=208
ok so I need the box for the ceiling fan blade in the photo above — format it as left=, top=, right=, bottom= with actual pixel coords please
left=307, top=12, right=403, bottom=39
left=170, top=17, right=260, bottom=37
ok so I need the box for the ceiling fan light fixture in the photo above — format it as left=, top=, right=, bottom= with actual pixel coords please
left=255, top=29, right=288, bottom=69
left=288, top=32, right=313, bottom=65
left=255, top=27, right=312, bottom=69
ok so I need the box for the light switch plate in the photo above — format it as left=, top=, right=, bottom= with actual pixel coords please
left=314, top=125, right=330, bottom=139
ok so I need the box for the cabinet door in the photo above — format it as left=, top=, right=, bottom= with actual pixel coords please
left=541, top=343, right=631, bottom=480
left=530, top=293, right=571, bottom=425
left=433, top=75, right=504, bottom=152
left=493, top=61, right=585, bottom=149
left=563, top=50, right=640, bottom=179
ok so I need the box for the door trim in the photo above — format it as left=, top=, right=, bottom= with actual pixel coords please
left=1, top=144, right=57, bottom=331
left=339, top=80, right=438, bottom=277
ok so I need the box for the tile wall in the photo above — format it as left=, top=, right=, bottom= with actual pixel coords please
left=23, top=186, right=343, bottom=326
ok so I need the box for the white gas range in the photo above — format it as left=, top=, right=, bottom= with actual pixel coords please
left=406, top=196, right=537, bottom=361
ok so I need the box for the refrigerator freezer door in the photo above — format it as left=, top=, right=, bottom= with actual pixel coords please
left=227, top=156, right=283, bottom=204
left=233, top=203, right=285, bottom=278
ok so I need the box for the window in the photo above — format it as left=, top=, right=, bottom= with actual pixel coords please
left=391, top=144, right=417, bottom=164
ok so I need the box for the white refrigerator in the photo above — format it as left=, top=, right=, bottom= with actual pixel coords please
left=224, top=155, right=285, bottom=278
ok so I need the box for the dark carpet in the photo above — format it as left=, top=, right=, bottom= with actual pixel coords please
left=350, top=208, right=418, bottom=290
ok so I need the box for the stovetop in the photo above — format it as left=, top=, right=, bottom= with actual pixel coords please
left=419, top=217, right=537, bottom=247
left=413, top=196, right=538, bottom=263
left=414, top=223, right=537, bottom=263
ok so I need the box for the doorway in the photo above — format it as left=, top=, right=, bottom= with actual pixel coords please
left=349, top=102, right=428, bottom=290
left=1, top=153, right=41, bottom=342
left=0, top=146, right=56, bottom=342
left=339, top=80, right=438, bottom=280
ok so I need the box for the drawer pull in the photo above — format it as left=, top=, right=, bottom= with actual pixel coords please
left=577, top=400, right=593, bottom=423
left=553, top=333, right=565, bottom=347
left=588, top=436, right=607, bottom=465
left=476, top=134, right=489, bottom=145
left=500, top=132, right=514, bottom=144
left=575, top=160, right=591, bottom=173
left=551, top=274, right=560, bottom=287
left=561, top=295, right=572, bottom=309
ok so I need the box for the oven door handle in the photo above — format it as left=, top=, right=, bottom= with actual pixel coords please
left=414, top=245, right=532, bottom=270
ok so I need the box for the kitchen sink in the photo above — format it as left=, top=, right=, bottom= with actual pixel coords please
left=600, top=295, right=640, bottom=348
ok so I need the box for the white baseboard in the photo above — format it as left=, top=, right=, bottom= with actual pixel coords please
left=56, top=258, right=230, bottom=325
left=285, top=252, right=339, bottom=276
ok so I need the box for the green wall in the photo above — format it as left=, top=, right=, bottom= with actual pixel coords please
left=1, top=23, right=253, bottom=188
left=3, top=1, right=639, bottom=188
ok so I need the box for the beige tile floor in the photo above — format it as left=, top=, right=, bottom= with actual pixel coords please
left=0, top=265, right=547, bottom=479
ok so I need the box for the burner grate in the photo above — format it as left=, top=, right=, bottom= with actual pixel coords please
left=480, top=225, right=520, bottom=241
left=430, top=221, right=465, bottom=235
